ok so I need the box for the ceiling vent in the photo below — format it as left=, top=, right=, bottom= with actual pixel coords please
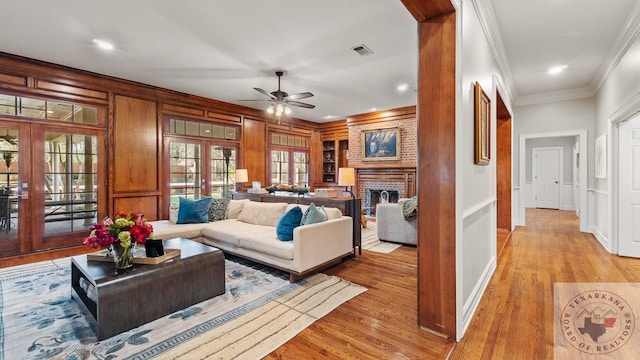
left=351, top=44, right=374, bottom=56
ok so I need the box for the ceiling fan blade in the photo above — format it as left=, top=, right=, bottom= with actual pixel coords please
left=253, top=88, right=277, bottom=100
left=287, top=100, right=316, bottom=109
left=285, top=92, right=314, bottom=101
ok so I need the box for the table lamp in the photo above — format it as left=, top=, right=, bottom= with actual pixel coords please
left=235, top=169, right=248, bottom=192
left=338, top=167, right=355, bottom=198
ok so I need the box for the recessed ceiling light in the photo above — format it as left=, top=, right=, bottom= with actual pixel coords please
left=548, top=65, right=568, bottom=75
left=324, top=115, right=337, bottom=119
left=397, top=84, right=409, bottom=91
left=370, top=108, right=377, bottom=112
left=92, top=39, right=114, bottom=51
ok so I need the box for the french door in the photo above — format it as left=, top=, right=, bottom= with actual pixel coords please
left=0, top=120, right=106, bottom=257
left=164, top=136, right=238, bottom=206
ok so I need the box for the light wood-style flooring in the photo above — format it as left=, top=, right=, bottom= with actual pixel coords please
left=4, top=208, right=640, bottom=359
left=267, top=208, right=640, bottom=359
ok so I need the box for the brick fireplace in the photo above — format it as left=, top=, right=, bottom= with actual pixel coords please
left=354, top=166, right=416, bottom=207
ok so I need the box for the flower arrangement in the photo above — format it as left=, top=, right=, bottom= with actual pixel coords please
left=83, top=211, right=154, bottom=269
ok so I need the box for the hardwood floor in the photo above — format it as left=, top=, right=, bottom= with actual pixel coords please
left=268, top=208, right=640, bottom=359
left=5, top=208, right=640, bottom=359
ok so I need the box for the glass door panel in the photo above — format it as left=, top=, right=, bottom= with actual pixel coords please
left=210, top=145, right=236, bottom=198
left=0, top=124, right=22, bottom=257
left=43, top=132, right=98, bottom=235
left=169, top=141, right=202, bottom=203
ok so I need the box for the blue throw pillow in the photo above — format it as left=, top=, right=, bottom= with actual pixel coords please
left=300, top=203, right=327, bottom=225
left=177, top=197, right=212, bottom=224
left=276, top=206, right=303, bottom=241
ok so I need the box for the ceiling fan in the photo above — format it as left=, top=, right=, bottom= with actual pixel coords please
left=245, top=71, right=315, bottom=115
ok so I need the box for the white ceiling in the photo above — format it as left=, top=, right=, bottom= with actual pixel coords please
left=0, top=1, right=638, bottom=122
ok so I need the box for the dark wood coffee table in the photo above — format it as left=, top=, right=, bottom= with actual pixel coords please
left=71, top=238, right=225, bottom=340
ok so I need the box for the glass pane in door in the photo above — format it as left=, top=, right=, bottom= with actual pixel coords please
left=0, top=127, right=19, bottom=245
left=169, top=141, right=202, bottom=203
left=293, top=151, right=309, bottom=186
left=211, top=146, right=236, bottom=198
left=43, top=133, right=98, bottom=235
left=271, top=150, right=289, bottom=185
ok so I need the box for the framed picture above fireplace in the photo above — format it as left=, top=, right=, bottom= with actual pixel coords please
left=362, top=127, right=400, bottom=161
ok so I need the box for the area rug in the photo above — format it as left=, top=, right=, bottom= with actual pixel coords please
left=361, top=223, right=403, bottom=254
left=0, top=255, right=366, bottom=360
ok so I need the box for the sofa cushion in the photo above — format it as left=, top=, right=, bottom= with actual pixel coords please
left=200, top=219, right=274, bottom=246
left=227, top=199, right=250, bottom=219
left=177, top=197, right=212, bottom=224
left=237, top=232, right=294, bottom=260
left=237, top=201, right=288, bottom=227
left=150, top=220, right=207, bottom=240
left=276, top=206, right=303, bottom=241
left=209, top=198, right=230, bottom=221
left=300, top=203, right=327, bottom=225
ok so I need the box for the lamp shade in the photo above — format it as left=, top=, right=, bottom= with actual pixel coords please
left=338, top=168, right=355, bottom=186
left=235, top=169, right=248, bottom=183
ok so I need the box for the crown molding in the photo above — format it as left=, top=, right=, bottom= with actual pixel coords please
left=591, top=1, right=640, bottom=92
left=470, top=0, right=517, bottom=106
left=514, top=87, right=595, bottom=107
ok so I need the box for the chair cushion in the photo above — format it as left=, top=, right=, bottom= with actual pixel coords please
left=276, top=206, right=303, bottom=241
left=201, top=219, right=273, bottom=246
left=177, top=197, right=212, bottom=224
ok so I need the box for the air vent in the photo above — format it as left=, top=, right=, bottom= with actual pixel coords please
left=351, top=44, right=374, bottom=56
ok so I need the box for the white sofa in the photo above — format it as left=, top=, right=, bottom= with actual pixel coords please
left=376, top=202, right=417, bottom=245
left=150, top=200, right=353, bottom=281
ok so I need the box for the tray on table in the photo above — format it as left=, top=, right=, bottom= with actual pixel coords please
left=86, top=248, right=181, bottom=265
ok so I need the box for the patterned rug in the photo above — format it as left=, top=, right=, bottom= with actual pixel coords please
left=361, top=223, right=403, bottom=254
left=0, top=255, right=366, bottom=360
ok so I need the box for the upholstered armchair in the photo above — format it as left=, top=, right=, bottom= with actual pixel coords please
left=375, top=202, right=417, bottom=245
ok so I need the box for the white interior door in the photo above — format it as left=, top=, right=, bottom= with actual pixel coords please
left=533, top=147, right=561, bottom=209
left=618, top=113, right=640, bottom=257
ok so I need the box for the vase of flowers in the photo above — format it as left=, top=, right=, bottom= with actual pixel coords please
left=83, top=211, right=154, bottom=271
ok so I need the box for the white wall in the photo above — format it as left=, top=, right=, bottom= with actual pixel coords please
left=525, top=137, right=575, bottom=183
left=594, top=21, right=640, bottom=253
left=456, top=0, right=510, bottom=341
left=513, top=97, right=596, bottom=186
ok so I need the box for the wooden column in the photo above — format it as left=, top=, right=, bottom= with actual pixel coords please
left=401, top=0, right=457, bottom=339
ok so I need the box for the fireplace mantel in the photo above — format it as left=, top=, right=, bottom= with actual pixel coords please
left=354, top=165, right=416, bottom=199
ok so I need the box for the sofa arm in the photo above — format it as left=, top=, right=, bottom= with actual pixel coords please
left=376, top=203, right=417, bottom=245
left=291, top=216, right=353, bottom=272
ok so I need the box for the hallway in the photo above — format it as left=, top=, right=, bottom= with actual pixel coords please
left=451, top=208, right=640, bottom=359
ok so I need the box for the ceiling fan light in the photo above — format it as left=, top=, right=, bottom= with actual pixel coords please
left=266, top=105, right=275, bottom=114
left=284, top=106, right=292, bottom=115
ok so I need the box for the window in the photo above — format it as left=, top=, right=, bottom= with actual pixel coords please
left=165, top=117, right=240, bottom=202
left=0, top=93, right=98, bottom=124
left=269, top=132, right=309, bottom=186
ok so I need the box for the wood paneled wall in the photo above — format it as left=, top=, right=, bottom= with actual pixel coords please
left=112, top=95, right=160, bottom=218
left=0, top=52, right=323, bottom=247
left=242, top=117, right=267, bottom=185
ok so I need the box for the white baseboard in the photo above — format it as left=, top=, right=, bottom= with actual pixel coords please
left=590, top=226, right=611, bottom=253
left=460, top=256, right=497, bottom=341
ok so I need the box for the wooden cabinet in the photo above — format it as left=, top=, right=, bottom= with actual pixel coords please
left=232, top=192, right=361, bottom=255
